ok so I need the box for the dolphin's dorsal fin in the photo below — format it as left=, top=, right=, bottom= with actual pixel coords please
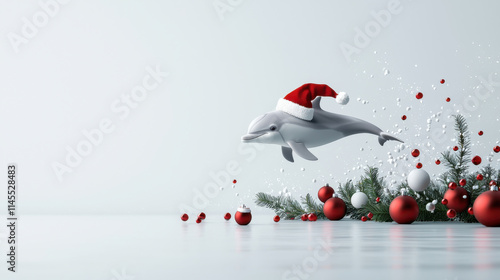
left=287, top=141, right=318, bottom=161
left=312, top=97, right=322, bottom=110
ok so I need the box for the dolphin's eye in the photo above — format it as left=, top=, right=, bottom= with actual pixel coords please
left=270, top=125, right=277, bottom=131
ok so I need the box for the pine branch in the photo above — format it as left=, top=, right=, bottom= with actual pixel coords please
left=301, top=193, right=326, bottom=219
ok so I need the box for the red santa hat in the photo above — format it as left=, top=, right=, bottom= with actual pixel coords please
left=276, top=83, right=349, bottom=121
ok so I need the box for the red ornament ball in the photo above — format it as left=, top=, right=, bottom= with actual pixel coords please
left=459, top=179, right=467, bottom=186
left=224, top=213, right=231, bottom=220
left=472, top=156, right=482, bottom=165
left=361, top=216, right=368, bottom=222
left=490, top=180, right=497, bottom=186
left=235, top=212, right=252, bottom=226
left=181, top=213, right=189, bottom=221
left=494, top=146, right=500, bottom=153
left=453, top=146, right=459, bottom=151
left=447, top=209, right=457, bottom=219
left=317, top=184, right=335, bottom=203
left=301, top=214, right=308, bottom=221
left=478, top=131, right=484, bottom=136
left=441, top=198, right=448, bottom=205
left=389, top=195, right=419, bottom=224
left=235, top=206, right=252, bottom=225
left=416, top=163, right=423, bottom=169
left=448, top=182, right=457, bottom=190
left=308, top=213, right=317, bottom=222
left=367, top=212, right=374, bottom=219
left=473, top=189, right=500, bottom=227
left=232, top=179, right=237, bottom=184
left=435, top=159, right=441, bottom=165
left=446, top=97, right=451, bottom=102
left=376, top=197, right=381, bottom=203
left=443, top=186, right=470, bottom=213
left=273, top=215, right=280, bottom=222
left=440, top=79, right=445, bottom=84
left=401, top=115, right=407, bottom=120
left=323, top=197, right=347, bottom=220
left=198, top=212, right=206, bottom=220
left=467, top=207, right=474, bottom=215
left=411, top=149, right=420, bottom=157
left=477, top=174, right=484, bottom=181
left=196, top=218, right=202, bottom=224
left=416, top=92, right=423, bottom=99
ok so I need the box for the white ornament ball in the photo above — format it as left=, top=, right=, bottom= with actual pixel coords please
left=426, top=202, right=436, bottom=212
left=336, top=92, right=349, bottom=105
left=407, top=169, right=431, bottom=192
left=351, top=191, right=368, bottom=209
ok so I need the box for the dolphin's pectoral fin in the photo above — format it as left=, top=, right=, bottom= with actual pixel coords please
left=378, top=132, right=404, bottom=146
left=281, top=146, right=294, bottom=162
left=287, top=141, right=318, bottom=161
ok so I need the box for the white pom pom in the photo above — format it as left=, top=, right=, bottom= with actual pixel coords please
left=336, top=92, right=349, bottom=105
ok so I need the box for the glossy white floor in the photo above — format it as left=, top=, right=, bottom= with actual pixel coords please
left=0, top=215, right=498, bottom=280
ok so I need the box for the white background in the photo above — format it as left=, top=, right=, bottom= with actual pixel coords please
left=0, top=0, right=499, bottom=217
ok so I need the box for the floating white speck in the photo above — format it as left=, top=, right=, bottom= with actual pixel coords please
left=384, top=69, right=390, bottom=75
left=280, top=168, right=284, bottom=173
left=312, top=179, right=317, bottom=183
left=301, top=167, right=305, bottom=171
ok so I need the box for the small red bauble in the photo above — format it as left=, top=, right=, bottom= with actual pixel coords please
left=494, top=146, right=500, bottom=153
left=389, top=195, right=419, bottom=224
left=196, top=218, right=202, bottom=224
left=448, top=182, right=457, bottom=190
left=198, top=212, right=206, bottom=220
left=478, top=131, right=484, bottom=136
left=301, top=214, right=308, bottom=221
left=441, top=198, right=448, bottom=205
left=323, top=196, right=347, bottom=220
left=472, top=156, right=482, bottom=165
left=477, top=174, right=484, bottom=181
left=308, top=213, right=317, bottom=222
left=181, top=213, right=189, bottom=221
left=401, top=115, right=407, bottom=120
left=459, top=179, right=467, bottom=186
left=361, top=216, right=368, bottom=222
left=273, top=215, right=280, bottom=222
left=416, top=163, right=423, bottom=169
left=467, top=207, right=474, bottom=215
left=440, top=79, right=445, bottom=84
left=447, top=209, right=457, bottom=219
left=235, top=205, right=252, bottom=225
left=446, top=97, right=451, bottom=102
left=318, top=183, right=335, bottom=203
left=367, top=212, right=374, bottom=219
left=435, top=159, right=441, bottom=165
left=443, top=186, right=470, bottom=213
left=224, top=213, right=231, bottom=220
left=473, top=188, right=500, bottom=227
left=453, top=146, right=459, bottom=151
left=411, top=149, right=420, bottom=157
left=376, top=197, right=381, bottom=203
left=233, top=179, right=237, bottom=184
left=490, top=180, right=497, bottom=186
left=416, top=92, right=423, bottom=99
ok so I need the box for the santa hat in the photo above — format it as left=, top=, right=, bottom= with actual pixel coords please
left=276, top=83, right=349, bottom=121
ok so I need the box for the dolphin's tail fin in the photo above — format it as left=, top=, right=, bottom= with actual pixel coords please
left=378, top=132, right=404, bottom=146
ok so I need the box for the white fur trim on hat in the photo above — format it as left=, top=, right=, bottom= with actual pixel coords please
left=336, top=92, right=349, bottom=105
left=276, top=98, right=314, bottom=121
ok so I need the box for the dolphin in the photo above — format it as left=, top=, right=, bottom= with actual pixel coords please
left=241, top=97, right=403, bottom=162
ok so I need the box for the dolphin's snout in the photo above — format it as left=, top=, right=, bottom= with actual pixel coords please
left=241, top=133, right=264, bottom=141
